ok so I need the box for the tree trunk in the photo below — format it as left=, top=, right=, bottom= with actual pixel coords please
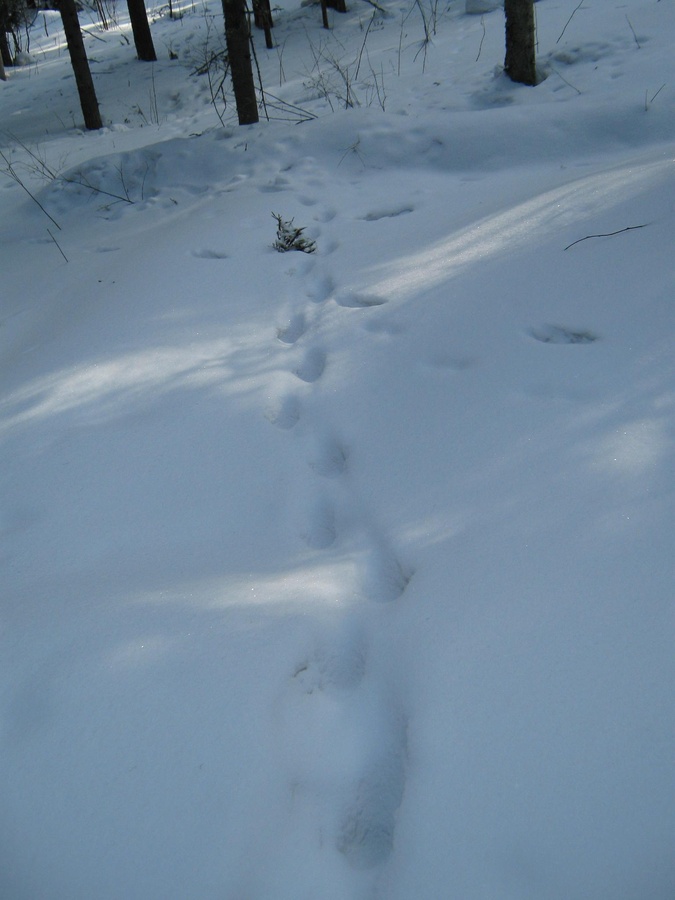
left=504, top=0, right=536, bottom=86
left=127, top=0, right=157, bottom=61
left=221, top=0, right=258, bottom=125
left=252, top=0, right=273, bottom=50
left=0, top=23, right=12, bottom=68
left=0, top=49, right=5, bottom=81
left=325, top=0, right=347, bottom=12
left=57, top=0, right=102, bottom=129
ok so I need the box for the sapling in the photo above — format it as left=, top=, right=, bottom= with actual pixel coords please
left=272, top=213, right=317, bottom=253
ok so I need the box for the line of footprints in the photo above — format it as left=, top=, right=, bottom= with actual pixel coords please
left=261, top=189, right=602, bottom=880
left=267, top=223, right=412, bottom=877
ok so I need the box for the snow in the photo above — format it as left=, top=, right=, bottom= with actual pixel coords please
left=1, top=1, right=674, bottom=897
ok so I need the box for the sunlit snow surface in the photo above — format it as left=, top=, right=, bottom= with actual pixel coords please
left=1, top=1, right=674, bottom=897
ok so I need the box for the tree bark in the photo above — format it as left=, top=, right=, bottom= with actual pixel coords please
left=221, top=0, right=258, bottom=125
left=1, top=20, right=13, bottom=68
left=252, top=0, right=273, bottom=49
left=127, top=0, right=157, bottom=61
left=325, top=0, right=347, bottom=12
left=504, top=0, right=536, bottom=86
left=57, top=0, right=102, bottom=129
left=0, top=49, right=6, bottom=81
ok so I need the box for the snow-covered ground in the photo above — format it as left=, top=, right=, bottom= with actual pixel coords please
left=1, top=1, right=674, bottom=897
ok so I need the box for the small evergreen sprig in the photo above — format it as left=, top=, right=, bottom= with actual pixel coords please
left=272, top=212, right=317, bottom=253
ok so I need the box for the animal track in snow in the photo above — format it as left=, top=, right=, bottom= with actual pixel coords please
left=425, top=353, right=475, bottom=372
left=336, top=713, right=407, bottom=869
left=191, top=248, right=228, bottom=260
left=364, top=544, right=414, bottom=604
left=361, top=317, right=405, bottom=336
left=302, top=497, right=336, bottom=550
left=523, top=381, right=597, bottom=403
left=293, top=347, right=326, bottom=383
left=283, top=254, right=316, bottom=277
left=361, top=205, right=414, bottom=221
left=309, top=437, right=349, bottom=478
left=276, top=312, right=306, bottom=344
left=335, top=290, right=388, bottom=309
left=315, top=206, right=337, bottom=223
left=258, top=175, right=291, bottom=193
left=306, top=272, right=335, bottom=304
left=265, top=395, right=301, bottom=430
left=292, top=623, right=367, bottom=694
left=528, top=324, right=600, bottom=344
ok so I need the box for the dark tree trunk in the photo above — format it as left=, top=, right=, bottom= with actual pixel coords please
left=127, top=0, right=157, bottom=61
left=221, top=0, right=258, bottom=125
left=0, top=23, right=12, bottom=67
left=0, top=49, right=5, bottom=81
left=252, top=0, right=273, bottom=49
left=325, top=0, right=347, bottom=11
left=504, top=0, right=536, bottom=86
left=57, top=0, right=102, bottom=129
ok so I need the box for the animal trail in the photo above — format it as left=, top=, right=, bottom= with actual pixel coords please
left=425, top=352, right=475, bottom=372
left=306, top=272, right=335, bottom=304
left=294, top=348, right=326, bottom=384
left=282, top=251, right=317, bottom=278
left=335, top=289, right=388, bottom=309
left=191, top=248, right=228, bottom=260
left=364, top=544, right=414, bottom=604
left=315, top=206, right=337, bottom=223
left=265, top=394, right=301, bottom=430
left=277, top=312, right=306, bottom=345
left=336, top=711, right=407, bottom=870
left=292, top=622, right=368, bottom=694
left=258, top=175, right=291, bottom=193
left=302, top=497, right=336, bottom=550
left=361, top=205, right=414, bottom=221
left=528, top=324, right=600, bottom=344
left=309, top=436, right=349, bottom=478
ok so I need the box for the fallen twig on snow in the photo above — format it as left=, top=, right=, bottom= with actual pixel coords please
left=563, top=224, right=648, bottom=251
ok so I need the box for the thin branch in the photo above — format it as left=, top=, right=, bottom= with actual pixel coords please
left=475, top=15, right=486, bottom=63
left=625, top=15, right=640, bottom=49
left=361, top=0, right=387, bottom=13
left=650, top=83, right=666, bottom=103
left=81, top=28, right=108, bottom=43
left=47, top=227, right=68, bottom=262
left=62, top=174, right=134, bottom=203
left=645, top=83, right=666, bottom=110
left=247, top=3, right=270, bottom=121
left=2, top=131, right=59, bottom=179
left=548, top=64, right=582, bottom=95
left=0, top=149, right=62, bottom=229
left=556, top=0, right=584, bottom=45
left=259, top=91, right=317, bottom=122
left=355, top=12, right=377, bottom=82
left=563, top=224, right=647, bottom=251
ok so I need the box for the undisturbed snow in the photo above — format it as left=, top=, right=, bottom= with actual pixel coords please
left=1, top=1, right=674, bottom=897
